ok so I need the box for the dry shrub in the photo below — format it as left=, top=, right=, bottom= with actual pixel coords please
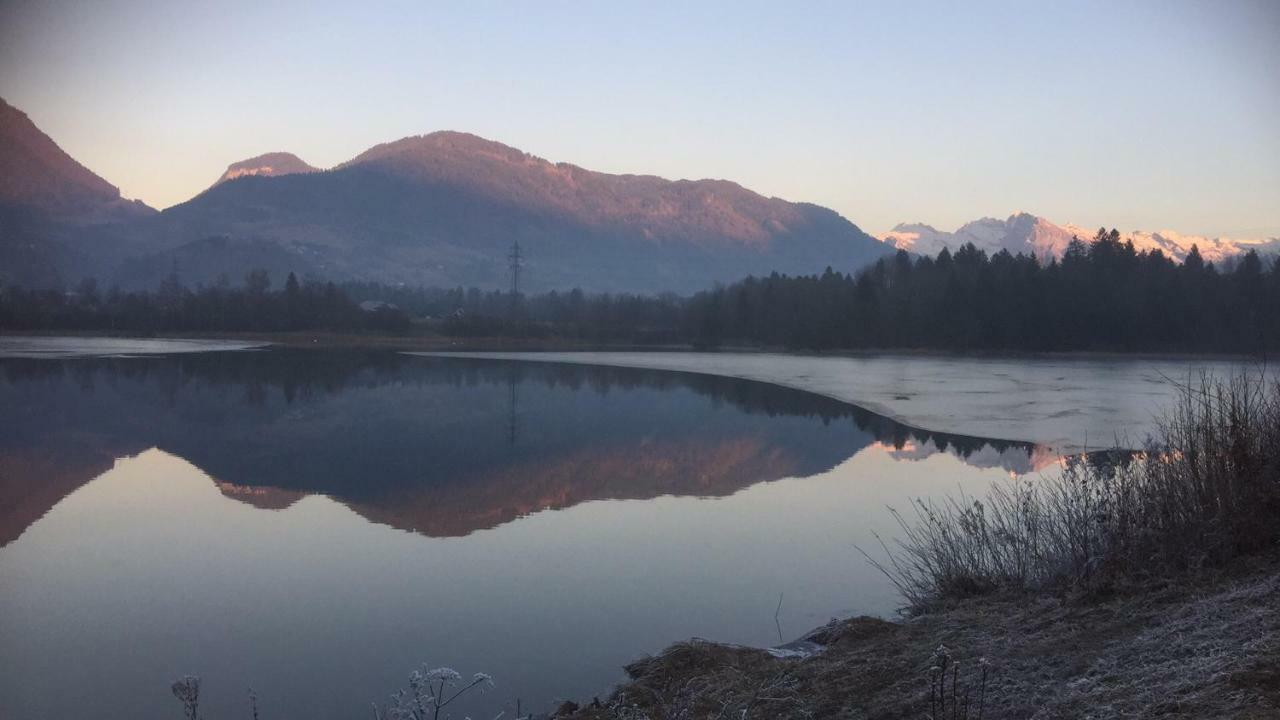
left=601, top=641, right=805, bottom=720
left=865, top=371, right=1280, bottom=611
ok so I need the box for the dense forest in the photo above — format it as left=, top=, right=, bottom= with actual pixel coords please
left=0, top=271, right=410, bottom=333
left=685, top=231, right=1280, bottom=352
left=341, top=281, right=686, bottom=342
left=349, top=229, right=1280, bottom=352
left=2, top=229, right=1277, bottom=353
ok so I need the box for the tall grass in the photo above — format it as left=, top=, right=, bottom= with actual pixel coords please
left=864, top=371, right=1280, bottom=611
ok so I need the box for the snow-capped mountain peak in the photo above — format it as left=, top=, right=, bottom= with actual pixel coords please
left=880, top=213, right=1279, bottom=264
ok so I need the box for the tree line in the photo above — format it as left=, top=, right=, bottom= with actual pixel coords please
left=0, top=271, right=410, bottom=334
left=346, top=229, right=1279, bottom=353
left=341, top=282, right=686, bottom=343
left=684, top=230, right=1280, bottom=352
left=2, top=229, right=1277, bottom=353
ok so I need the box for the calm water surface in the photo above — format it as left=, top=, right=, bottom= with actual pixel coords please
left=429, top=351, right=1243, bottom=450
left=0, top=347, right=1064, bottom=718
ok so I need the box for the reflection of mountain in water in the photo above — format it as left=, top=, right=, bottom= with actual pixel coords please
left=875, top=439, right=1064, bottom=476
left=0, top=350, right=1058, bottom=544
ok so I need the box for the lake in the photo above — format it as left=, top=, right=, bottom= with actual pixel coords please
left=0, top=342, right=1227, bottom=718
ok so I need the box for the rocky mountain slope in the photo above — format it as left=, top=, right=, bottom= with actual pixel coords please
left=209, top=151, right=318, bottom=188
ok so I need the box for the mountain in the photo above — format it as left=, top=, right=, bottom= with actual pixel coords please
left=881, top=213, right=1279, bottom=264
left=0, top=97, right=155, bottom=286
left=210, top=151, right=317, bottom=188
left=0, top=98, right=152, bottom=222
left=2, top=102, right=892, bottom=292
left=103, top=131, right=892, bottom=292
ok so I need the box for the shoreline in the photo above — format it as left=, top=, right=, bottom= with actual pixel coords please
left=0, top=328, right=1264, bottom=361
left=3, top=332, right=1260, bottom=451
left=558, top=551, right=1280, bottom=719
left=406, top=349, right=1252, bottom=452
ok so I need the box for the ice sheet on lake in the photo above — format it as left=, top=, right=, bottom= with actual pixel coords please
left=408, top=351, right=1253, bottom=451
left=0, top=336, right=266, bottom=358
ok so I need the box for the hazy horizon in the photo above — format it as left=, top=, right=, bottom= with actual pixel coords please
left=2, top=0, right=1278, bottom=238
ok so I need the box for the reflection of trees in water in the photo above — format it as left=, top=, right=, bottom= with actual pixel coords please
left=506, top=367, right=518, bottom=446
left=1065, top=447, right=1142, bottom=474
left=388, top=357, right=1049, bottom=465
left=1, top=350, right=1048, bottom=466
left=0, top=349, right=1090, bottom=542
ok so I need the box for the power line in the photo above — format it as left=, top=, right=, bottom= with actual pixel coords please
left=507, top=240, right=522, bottom=315
left=508, top=240, right=522, bottom=295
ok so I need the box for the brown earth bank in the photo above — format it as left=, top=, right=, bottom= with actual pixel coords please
left=555, top=553, right=1280, bottom=720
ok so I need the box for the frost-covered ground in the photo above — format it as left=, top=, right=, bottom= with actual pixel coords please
left=410, top=351, right=1250, bottom=450
left=563, top=554, right=1280, bottom=720
left=0, top=336, right=265, bottom=358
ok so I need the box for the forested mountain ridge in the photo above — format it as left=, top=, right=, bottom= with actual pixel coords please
left=0, top=98, right=153, bottom=220
left=0, top=98, right=893, bottom=293
left=113, top=131, right=891, bottom=293
left=0, top=97, right=155, bottom=288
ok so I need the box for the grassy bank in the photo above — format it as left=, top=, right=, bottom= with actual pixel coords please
left=562, top=555, right=1278, bottom=719
left=560, top=373, right=1280, bottom=719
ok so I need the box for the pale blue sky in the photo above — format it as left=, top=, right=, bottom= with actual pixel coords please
left=2, top=0, right=1277, bottom=237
